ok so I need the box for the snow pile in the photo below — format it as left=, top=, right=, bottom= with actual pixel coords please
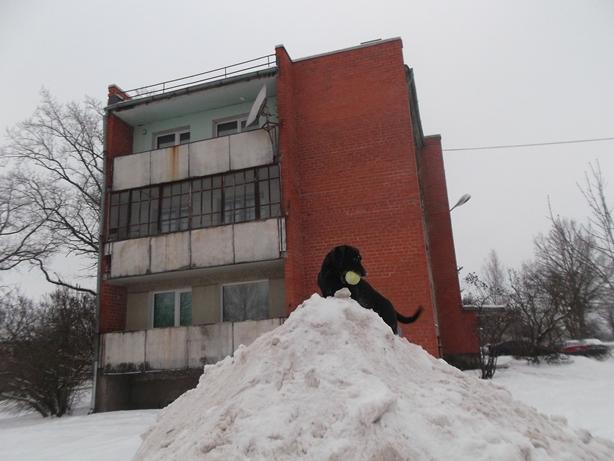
left=134, top=294, right=614, bottom=461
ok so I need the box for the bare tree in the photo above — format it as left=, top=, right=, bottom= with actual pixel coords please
left=482, top=249, right=507, bottom=306
left=0, top=288, right=96, bottom=417
left=507, top=263, right=570, bottom=362
left=0, top=90, right=102, bottom=294
left=579, top=162, right=614, bottom=334
left=534, top=217, right=604, bottom=338
left=463, top=272, right=515, bottom=379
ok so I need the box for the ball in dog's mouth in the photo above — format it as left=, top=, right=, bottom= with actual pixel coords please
left=344, top=271, right=361, bottom=285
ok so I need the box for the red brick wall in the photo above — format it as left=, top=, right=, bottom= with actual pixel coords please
left=418, top=136, right=478, bottom=355
left=99, top=113, right=133, bottom=333
left=276, top=46, right=307, bottom=313
left=276, top=40, right=439, bottom=356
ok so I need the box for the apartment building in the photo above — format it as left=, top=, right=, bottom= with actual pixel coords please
left=95, top=38, right=478, bottom=411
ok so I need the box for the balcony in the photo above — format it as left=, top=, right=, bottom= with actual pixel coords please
left=113, top=129, right=275, bottom=191
left=100, top=317, right=284, bottom=373
left=108, top=216, right=285, bottom=280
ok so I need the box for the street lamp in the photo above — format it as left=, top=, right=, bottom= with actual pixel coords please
left=450, top=193, right=471, bottom=212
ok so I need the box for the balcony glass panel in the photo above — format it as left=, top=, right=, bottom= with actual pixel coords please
left=108, top=164, right=281, bottom=242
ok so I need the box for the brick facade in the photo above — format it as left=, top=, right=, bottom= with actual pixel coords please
left=276, top=40, right=441, bottom=356
left=99, top=110, right=132, bottom=333
left=418, top=136, right=478, bottom=356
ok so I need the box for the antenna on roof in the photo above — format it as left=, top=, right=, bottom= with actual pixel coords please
left=246, top=84, right=279, bottom=158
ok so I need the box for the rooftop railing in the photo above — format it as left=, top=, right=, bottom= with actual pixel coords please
left=123, top=54, right=277, bottom=99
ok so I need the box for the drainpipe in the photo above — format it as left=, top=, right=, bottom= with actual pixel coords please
left=90, top=111, right=108, bottom=413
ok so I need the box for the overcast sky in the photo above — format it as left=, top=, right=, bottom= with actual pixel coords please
left=1, top=0, right=613, bottom=297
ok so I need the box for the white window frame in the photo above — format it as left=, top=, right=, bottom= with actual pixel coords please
left=213, top=114, right=256, bottom=138
left=220, top=279, right=270, bottom=322
left=151, top=288, right=192, bottom=328
left=152, top=126, right=191, bottom=150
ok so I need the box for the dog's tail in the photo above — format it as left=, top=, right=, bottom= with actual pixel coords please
left=396, top=306, right=423, bottom=324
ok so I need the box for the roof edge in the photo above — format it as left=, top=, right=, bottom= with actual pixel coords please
left=105, top=68, right=277, bottom=113
left=283, top=37, right=402, bottom=63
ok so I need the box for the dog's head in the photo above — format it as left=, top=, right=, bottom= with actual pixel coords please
left=322, top=245, right=367, bottom=281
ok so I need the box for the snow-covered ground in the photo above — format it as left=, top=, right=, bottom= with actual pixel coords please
left=494, top=355, right=614, bottom=443
left=0, top=402, right=157, bottom=461
left=0, top=299, right=612, bottom=459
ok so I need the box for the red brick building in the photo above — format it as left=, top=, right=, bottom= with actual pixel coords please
left=95, top=38, right=477, bottom=411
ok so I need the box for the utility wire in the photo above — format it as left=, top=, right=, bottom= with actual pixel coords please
left=443, top=136, right=614, bottom=152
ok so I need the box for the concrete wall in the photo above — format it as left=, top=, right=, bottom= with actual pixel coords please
left=125, top=292, right=149, bottom=331
left=100, top=318, right=284, bottom=372
left=132, top=97, right=277, bottom=153
left=114, top=129, right=274, bottom=191
left=123, top=277, right=285, bottom=331
left=110, top=218, right=284, bottom=278
left=95, top=369, right=202, bottom=412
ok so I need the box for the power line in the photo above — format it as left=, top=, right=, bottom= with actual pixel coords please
left=443, top=136, right=614, bottom=152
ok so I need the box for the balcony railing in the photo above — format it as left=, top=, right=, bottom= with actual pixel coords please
left=100, top=318, right=285, bottom=373
left=123, top=54, right=276, bottom=100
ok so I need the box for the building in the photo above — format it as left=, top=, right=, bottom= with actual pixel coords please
left=94, top=38, right=478, bottom=412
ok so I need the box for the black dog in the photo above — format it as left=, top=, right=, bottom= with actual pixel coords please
left=317, top=245, right=422, bottom=334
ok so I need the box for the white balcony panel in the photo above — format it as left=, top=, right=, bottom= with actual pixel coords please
left=150, top=144, right=189, bottom=184
left=150, top=232, right=190, bottom=273
left=189, top=137, right=229, bottom=177
left=100, top=319, right=284, bottom=372
left=110, top=238, right=150, bottom=278
left=191, top=226, right=234, bottom=268
left=109, top=219, right=284, bottom=279
left=145, top=327, right=188, bottom=370
left=113, top=151, right=150, bottom=190
left=229, top=130, right=273, bottom=170
left=233, top=318, right=282, bottom=349
left=187, top=324, right=233, bottom=367
left=234, top=219, right=280, bottom=263
left=102, top=331, right=146, bottom=369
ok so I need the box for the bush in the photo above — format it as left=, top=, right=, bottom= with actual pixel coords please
left=0, top=288, right=95, bottom=417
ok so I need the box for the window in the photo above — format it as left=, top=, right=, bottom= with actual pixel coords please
left=222, top=281, right=269, bottom=322
left=153, top=290, right=192, bottom=328
left=155, top=129, right=190, bottom=149
left=214, top=115, right=259, bottom=137
left=160, top=182, right=190, bottom=233
left=191, top=165, right=280, bottom=228
left=108, top=164, right=282, bottom=241
left=109, top=186, right=159, bottom=241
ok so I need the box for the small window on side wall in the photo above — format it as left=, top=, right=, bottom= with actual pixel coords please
left=153, top=289, right=192, bottom=328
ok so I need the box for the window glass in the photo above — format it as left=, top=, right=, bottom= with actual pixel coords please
left=108, top=164, right=281, bottom=241
left=179, top=132, right=190, bottom=144
left=216, top=121, right=238, bottom=137
left=222, top=281, right=269, bottom=322
left=156, top=134, right=176, bottom=149
left=153, top=291, right=192, bottom=328
left=180, top=292, right=192, bottom=326
left=153, top=292, right=175, bottom=328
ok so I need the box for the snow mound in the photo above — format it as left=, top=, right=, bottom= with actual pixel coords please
left=134, top=294, right=614, bottom=461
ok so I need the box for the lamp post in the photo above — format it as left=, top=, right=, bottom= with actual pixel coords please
left=450, top=193, right=471, bottom=212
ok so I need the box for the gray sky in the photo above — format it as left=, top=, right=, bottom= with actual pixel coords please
left=1, top=0, right=613, bottom=297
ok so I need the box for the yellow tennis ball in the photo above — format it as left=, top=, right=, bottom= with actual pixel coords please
left=345, top=271, right=361, bottom=285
